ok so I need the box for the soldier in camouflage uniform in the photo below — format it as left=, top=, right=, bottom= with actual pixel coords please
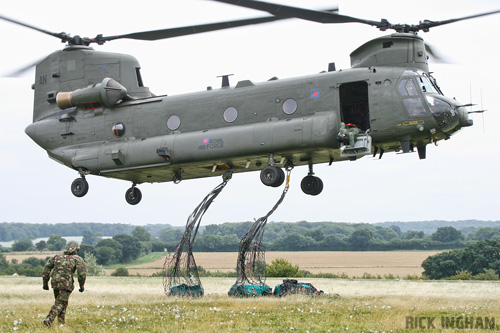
left=42, top=240, right=86, bottom=327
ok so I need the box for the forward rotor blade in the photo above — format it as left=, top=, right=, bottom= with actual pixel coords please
left=417, top=9, right=500, bottom=31
left=97, top=16, right=290, bottom=43
left=212, top=0, right=500, bottom=33
left=424, top=43, right=452, bottom=63
left=211, top=0, right=384, bottom=28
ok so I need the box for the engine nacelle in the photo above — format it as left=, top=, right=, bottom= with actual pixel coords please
left=56, top=77, right=128, bottom=110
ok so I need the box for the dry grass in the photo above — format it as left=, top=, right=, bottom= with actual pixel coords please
left=8, top=250, right=440, bottom=278
left=1, top=276, right=499, bottom=332
left=127, top=251, right=439, bottom=277
left=4, top=251, right=57, bottom=262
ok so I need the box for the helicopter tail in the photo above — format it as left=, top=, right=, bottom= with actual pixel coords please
left=31, top=47, right=152, bottom=122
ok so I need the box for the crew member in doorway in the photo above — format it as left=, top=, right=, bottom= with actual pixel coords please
left=337, top=122, right=360, bottom=148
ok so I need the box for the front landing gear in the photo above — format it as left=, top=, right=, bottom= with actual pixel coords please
left=71, top=176, right=89, bottom=197
left=260, top=165, right=285, bottom=187
left=125, top=184, right=142, bottom=205
left=260, top=154, right=285, bottom=187
left=301, top=163, right=323, bottom=196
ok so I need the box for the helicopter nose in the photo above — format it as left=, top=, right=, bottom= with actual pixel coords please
left=25, top=122, right=38, bottom=142
left=426, top=95, right=473, bottom=133
left=458, top=106, right=473, bottom=127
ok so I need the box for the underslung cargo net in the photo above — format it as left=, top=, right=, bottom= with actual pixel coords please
left=229, top=164, right=293, bottom=297
left=273, top=279, right=325, bottom=297
left=164, top=172, right=232, bottom=297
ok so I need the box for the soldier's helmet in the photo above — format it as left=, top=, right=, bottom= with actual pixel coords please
left=64, top=241, right=80, bottom=255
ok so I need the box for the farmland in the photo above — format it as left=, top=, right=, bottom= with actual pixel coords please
left=127, top=251, right=440, bottom=277
left=1, top=276, right=499, bottom=332
left=6, top=250, right=439, bottom=277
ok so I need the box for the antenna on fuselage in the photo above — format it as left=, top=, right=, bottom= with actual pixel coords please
left=217, top=74, right=234, bottom=88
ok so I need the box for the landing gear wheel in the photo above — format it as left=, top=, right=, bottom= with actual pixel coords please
left=301, top=175, right=323, bottom=196
left=274, top=167, right=285, bottom=187
left=71, top=178, right=89, bottom=197
left=260, top=165, right=285, bottom=187
left=125, top=187, right=142, bottom=205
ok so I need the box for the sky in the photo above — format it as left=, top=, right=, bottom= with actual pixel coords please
left=0, top=0, right=499, bottom=227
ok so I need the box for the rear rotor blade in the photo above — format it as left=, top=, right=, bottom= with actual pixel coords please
left=98, top=16, right=289, bottom=43
left=3, top=58, right=42, bottom=77
left=0, top=13, right=297, bottom=46
left=0, top=14, right=72, bottom=42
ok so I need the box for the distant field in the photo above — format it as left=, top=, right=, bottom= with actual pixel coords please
left=1, top=276, right=499, bottom=332
left=4, top=251, right=57, bottom=262
left=128, top=251, right=440, bottom=277
left=6, top=250, right=440, bottom=278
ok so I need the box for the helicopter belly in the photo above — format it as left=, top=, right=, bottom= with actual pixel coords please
left=93, top=111, right=338, bottom=183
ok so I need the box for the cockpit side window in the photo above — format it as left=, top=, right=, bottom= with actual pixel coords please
left=136, top=68, right=144, bottom=87
left=398, top=79, right=418, bottom=96
left=402, top=98, right=427, bottom=116
left=398, top=77, right=427, bottom=117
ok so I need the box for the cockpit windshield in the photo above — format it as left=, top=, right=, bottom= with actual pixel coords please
left=418, top=76, right=436, bottom=94
left=401, top=69, right=442, bottom=95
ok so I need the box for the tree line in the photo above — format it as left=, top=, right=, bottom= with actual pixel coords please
left=0, top=227, right=152, bottom=274
left=0, top=222, right=171, bottom=242
left=422, top=239, right=500, bottom=280
left=3, top=221, right=500, bottom=254
left=3, top=224, right=500, bottom=280
left=154, top=222, right=500, bottom=252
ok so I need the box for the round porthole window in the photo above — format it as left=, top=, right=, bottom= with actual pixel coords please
left=112, top=123, right=125, bottom=137
left=167, top=115, right=181, bottom=131
left=223, top=106, right=238, bottom=123
left=282, top=98, right=298, bottom=115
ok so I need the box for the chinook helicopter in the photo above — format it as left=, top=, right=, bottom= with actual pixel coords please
left=2, top=1, right=497, bottom=206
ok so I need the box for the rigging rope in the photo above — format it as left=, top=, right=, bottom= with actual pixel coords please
left=164, top=172, right=232, bottom=296
left=230, top=163, right=293, bottom=294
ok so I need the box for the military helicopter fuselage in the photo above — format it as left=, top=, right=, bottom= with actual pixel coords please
left=23, top=31, right=472, bottom=204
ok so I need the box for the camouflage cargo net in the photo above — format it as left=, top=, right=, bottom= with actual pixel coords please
left=272, top=279, right=325, bottom=297
left=164, top=173, right=231, bottom=297
left=229, top=164, right=293, bottom=297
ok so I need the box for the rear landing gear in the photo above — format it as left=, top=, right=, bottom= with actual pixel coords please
left=301, top=163, right=323, bottom=196
left=301, top=175, right=323, bottom=196
left=71, top=176, right=89, bottom=197
left=125, top=184, right=142, bottom=205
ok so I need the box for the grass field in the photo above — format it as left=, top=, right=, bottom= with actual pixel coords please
left=1, top=276, right=499, bottom=332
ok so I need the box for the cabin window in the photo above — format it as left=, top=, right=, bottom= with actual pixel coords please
left=282, top=98, right=298, bottom=115
left=223, top=107, right=238, bottom=123
left=167, top=115, right=181, bottom=131
left=112, top=123, right=125, bottom=137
